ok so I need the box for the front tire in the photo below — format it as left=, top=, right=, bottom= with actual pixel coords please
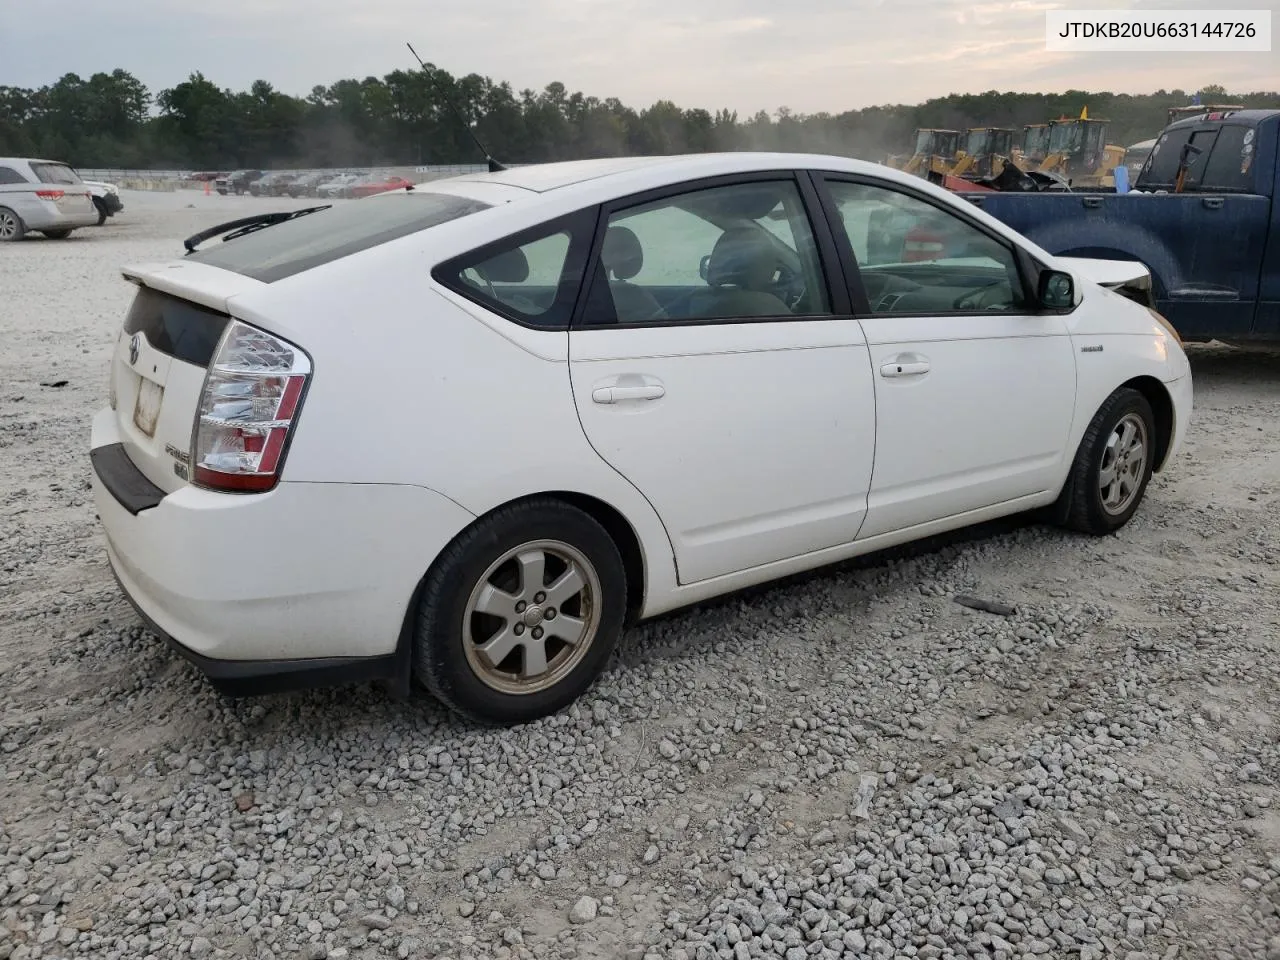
left=413, top=498, right=627, bottom=725
left=1057, top=387, right=1156, bottom=535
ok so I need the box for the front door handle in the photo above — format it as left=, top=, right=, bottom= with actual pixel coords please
left=880, top=359, right=930, bottom=378
left=1202, top=196, right=1224, bottom=209
left=591, top=375, right=665, bottom=404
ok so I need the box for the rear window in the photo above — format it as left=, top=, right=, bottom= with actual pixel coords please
left=30, top=162, right=82, bottom=185
left=186, top=191, right=492, bottom=283
left=1140, top=127, right=1193, bottom=187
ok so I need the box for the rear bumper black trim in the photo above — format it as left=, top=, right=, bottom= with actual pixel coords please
left=91, top=442, right=166, bottom=515
left=108, top=562, right=399, bottom=697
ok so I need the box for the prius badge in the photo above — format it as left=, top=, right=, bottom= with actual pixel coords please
left=128, top=333, right=141, bottom=366
left=1080, top=344, right=1103, bottom=353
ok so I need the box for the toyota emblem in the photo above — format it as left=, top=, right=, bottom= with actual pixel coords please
left=128, top=334, right=140, bottom=366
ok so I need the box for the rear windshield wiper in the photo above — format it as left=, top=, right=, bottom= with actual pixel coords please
left=182, top=205, right=331, bottom=254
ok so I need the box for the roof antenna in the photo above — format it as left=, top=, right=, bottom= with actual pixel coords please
left=406, top=43, right=506, bottom=173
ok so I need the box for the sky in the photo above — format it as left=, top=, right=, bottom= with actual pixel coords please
left=1, top=0, right=1277, bottom=113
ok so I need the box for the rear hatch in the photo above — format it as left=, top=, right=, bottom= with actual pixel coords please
left=108, top=189, right=501, bottom=493
left=28, top=161, right=93, bottom=217
left=109, top=262, right=267, bottom=494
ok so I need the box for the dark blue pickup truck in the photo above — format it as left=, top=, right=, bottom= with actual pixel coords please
left=962, top=109, right=1280, bottom=344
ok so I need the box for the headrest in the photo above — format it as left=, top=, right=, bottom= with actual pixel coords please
left=706, top=227, right=778, bottom=290
left=602, top=225, right=644, bottom=281
left=476, top=246, right=529, bottom=283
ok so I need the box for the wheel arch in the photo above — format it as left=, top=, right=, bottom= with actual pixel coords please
left=386, top=489, right=652, bottom=698
left=1119, top=374, right=1175, bottom=472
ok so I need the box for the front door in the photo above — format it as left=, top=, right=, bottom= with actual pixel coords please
left=569, top=174, right=878, bottom=585
left=815, top=174, right=1078, bottom=540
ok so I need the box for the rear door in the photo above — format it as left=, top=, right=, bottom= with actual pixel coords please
left=566, top=172, right=878, bottom=585
left=0, top=162, right=32, bottom=229
left=1138, top=122, right=1271, bottom=338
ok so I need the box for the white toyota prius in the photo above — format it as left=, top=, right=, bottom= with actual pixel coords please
left=89, top=152, right=1192, bottom=725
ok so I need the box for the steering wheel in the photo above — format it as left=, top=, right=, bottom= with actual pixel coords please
left=953, top=280, right=1011, bottom=311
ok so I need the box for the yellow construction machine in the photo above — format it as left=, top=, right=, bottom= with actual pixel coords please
left=1018, top=123, right=1052, bottom=166
left=1167, top=103, right=1243, bottom=125
left=1034, top=107, right=1127, bottom=188
left=887, top=128, right=962, bottom=177
left=952, top=127, right=1017, bottom=179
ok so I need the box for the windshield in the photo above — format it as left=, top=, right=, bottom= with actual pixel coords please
left=965, top=131, right=989, bottom=155
left=914, top=131, right=932, bottom=153
left=31, top=162, right=82, bottom=185
left=1048, top=123, right=1082, bottom=153
left=187, top=190, right=492, bottom=283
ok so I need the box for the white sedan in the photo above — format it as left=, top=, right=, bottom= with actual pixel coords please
left=89, top=152, right=1192, bottom=724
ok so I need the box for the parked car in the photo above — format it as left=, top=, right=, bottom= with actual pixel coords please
left=316, top=173, right=368, bottom=199
left=214, top=170, right=264, bottom=196
left=0, top=157, right=99, bottom=240
left=287, top=172, right=336, bottom=197
left=81, top=177, right=124, bottom=224
left=350, top=175, right=415, bottom=199
left=251, top=173, right=298, bottom=197
left=90, top=152, right=1191, bottom=725
left=958, top=108, right=1280, bottom=344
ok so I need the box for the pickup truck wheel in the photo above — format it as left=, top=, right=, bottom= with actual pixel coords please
left=0, top=207, right=25, bottom=241
left=1057, top=387, right=1155, bottom=535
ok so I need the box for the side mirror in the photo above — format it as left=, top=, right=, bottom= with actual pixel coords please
left=1038, top=269, right=1075, bottom=310
left=699, top=255, right=711, bottom=281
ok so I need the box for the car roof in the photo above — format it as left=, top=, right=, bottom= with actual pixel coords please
left=0, top=157, right=65, bottom=166
left=444, top=151, right=880, bottom=193
left=1163, top=108, right=1280, bottom=131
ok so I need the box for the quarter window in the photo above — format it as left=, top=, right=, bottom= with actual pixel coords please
left=824, top=180, right=1028, bottom=315
left=581, top=179, right=832, bottom=326
left=0, top=166, right=27, bottom=185
left=436, top=212, right=594, bottom=329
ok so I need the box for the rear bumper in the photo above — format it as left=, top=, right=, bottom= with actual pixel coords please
left=89, top=406, right=476, bottom=694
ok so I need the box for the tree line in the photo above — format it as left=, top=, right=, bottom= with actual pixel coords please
left=1, top=67, right=1277, bottom=171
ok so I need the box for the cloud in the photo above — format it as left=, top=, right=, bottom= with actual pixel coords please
left=0, top=0, right=1276, bottom=114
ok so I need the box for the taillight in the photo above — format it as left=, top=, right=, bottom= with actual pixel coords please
left=35, top=189, right=64, bottom=200
left=191, top=320, right=311, bottom=492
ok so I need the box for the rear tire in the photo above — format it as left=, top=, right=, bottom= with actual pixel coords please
left=42, top=229, right=72, bottom=240
left=413, top=498, right=627, bottom=726
left=1056, top=387, right=1156, bottom=535
left=0, top=207, right=24, bottom=241
left=93, top=197, right=108, bottom=225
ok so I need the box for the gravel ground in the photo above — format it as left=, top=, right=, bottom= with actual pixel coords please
left=2, top=190, right=1280, bottom=960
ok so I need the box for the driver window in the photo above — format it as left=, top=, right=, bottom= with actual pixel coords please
left=825, top=180, right=1028, bottom=316
left=584, top=179, right=832, bottom=325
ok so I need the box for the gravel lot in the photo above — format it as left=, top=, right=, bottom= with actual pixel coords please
left=2, top=189, right=1280, bottom=960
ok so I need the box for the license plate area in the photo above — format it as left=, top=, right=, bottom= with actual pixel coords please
left=133, top=378, right=164, bottom=438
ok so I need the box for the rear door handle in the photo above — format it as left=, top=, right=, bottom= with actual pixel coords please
left=591, top=375, right=665, bottom=404
left=880, top=359, right=930, bottom=378
left=1202, top=197, right=1224, bottom=209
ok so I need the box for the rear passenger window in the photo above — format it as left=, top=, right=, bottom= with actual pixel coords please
left=0, top=166, right=27, bottom=185
left=1141, top=128, right=1193, bottom=187
left=1198, top=125, right=1256, bottom=192
left=434, top=210, right=596, bottom=330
